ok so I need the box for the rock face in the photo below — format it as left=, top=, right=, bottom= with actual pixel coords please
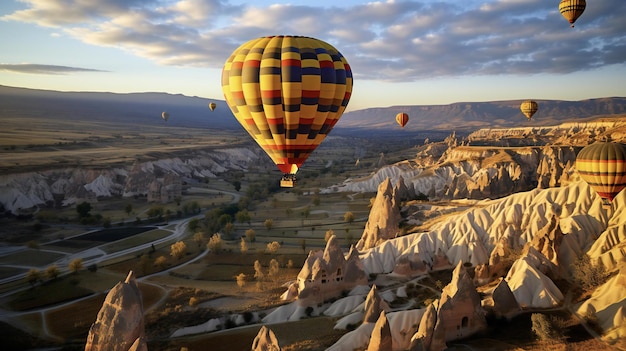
left=412, top=262, right=487, bottom=351
left=366, top=311, right=392, bottom=351
left=490, top=278, right=521, bottom=320
left=283, top=235, right=368, bottom=305
left=363, top=285, right=390, bottom=324
left=356, top=178, right=401, bottom=250
left=84, top=271, right=146, bottom=351
left=251, top=326, right=281, bottom=351
left=0, top=148, right=258, bottom=214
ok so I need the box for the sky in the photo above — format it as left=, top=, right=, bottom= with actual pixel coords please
left=1, top=0, right=625, bottom=111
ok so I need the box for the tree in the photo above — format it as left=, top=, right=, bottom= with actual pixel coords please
left=531, top=313, right=565, bottom=341
left=170, top=241, right=187, bottom=260
left=124, top=203, right=133, bottom=216
left=76, top=201, right=92, bottom=218
left=240, top=237, right=248, bottom=254
left=147, top=205, right=164, bottom=219
left=188, top=218, right=200, bottom=233
left=235, top=210, right=251, bottom=224
left=193, top=232, right=205, bottom=247
left=26, top=269, right=41, bottom=286
left=154, top=255, right=168, bottom=268
left=266, top=241, right=280, bottom=254
left=45, top=265, right=60, bottom=281
left=254, top=260, right=264, bottom=283
left=69, top=258, right=84, bottom=274
left=233, top=180, right=242, bottom=192
left=223, top=222, right=235, bottom=236
left=236, top=273, right=247, bottom=289
left=268, top=259, right=280, bottom=281
left=264, top=218, right=274, bottom=231
left=344, top=211, right=355, bottom=224
left=245, top=228, right=256, bottom=242
left=325, top=229, right=335, bottom=242
left=207, top=233, right=222, bottom=253
left=300, top=239, right=306, bottom=253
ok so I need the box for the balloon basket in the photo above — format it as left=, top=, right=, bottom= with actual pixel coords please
left=280, top=174, right=297, bottom=188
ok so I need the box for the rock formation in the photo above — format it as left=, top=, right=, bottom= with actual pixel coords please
left=282, top=235, right=367, bottom=305
left=251, top=326, right=281, bottom=351
left=411, top=262, right=487, bottom=351
left=356, top=178, right=401, bottom=250
left=490, top=278, right=521, bottom=320
left=84, top=271, right=146, bottom=351
left=366, top=311, right=392, bottom=351
left=363, top=285, right=390, bottom=324
left=0, top=148, right=258, bottom=214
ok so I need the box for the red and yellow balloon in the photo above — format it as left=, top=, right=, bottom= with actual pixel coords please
left=576, top=142, right=626, bottom=204
left=396, top=112, right=409, bottom=128
left=221, top=35, right=353, bottom=177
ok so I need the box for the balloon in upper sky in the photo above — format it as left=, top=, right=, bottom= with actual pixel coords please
left=221, top=35, right=353, bottom=178
left=162, top=111, right=170, bottom=121
left=559, top=0, right=586, bottom=27
left=209, top=102, right=216, bottom=111
left=520, top=100, right=538, bottom=120
left=576, top=142, right=626, bottom=204
left=396, top=112, right=409, bottom=128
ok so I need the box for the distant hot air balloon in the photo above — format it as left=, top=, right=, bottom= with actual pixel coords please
left=559, top=0, right=586, bottom=27
left=221, top=35, right=353, bottom=187
left=161, top=111, right=170, bottom=121
left=576, top=142, right=626, bottom=205
left=209, top=102, right=216, bottom=111
left=520, top=100, right=538, bottom=121
left=396, top=112, right=409, bottom=128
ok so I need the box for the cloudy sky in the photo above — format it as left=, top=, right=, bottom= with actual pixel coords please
left=1, top=0, right=624, bottom=111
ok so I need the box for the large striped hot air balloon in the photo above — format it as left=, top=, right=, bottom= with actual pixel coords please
left=520, top=100, right=538, bottom=121
left=559, top=0, right=586, bottom=28
left=221, top=35, right=353, bottom=187
left=396, top=112, right=409, bottom=128
left=575, top=142, right=626, bottom=205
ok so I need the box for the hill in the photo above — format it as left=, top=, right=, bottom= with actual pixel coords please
left=2, top=85, right=626, bottom=133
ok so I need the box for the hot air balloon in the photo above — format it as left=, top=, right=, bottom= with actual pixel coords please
left=520, top=100, right=538, bottom=121
left=162, top=111, right=170, bottom=121
left=396, top=112, right=409, bottom=128
left=209, top=102, right=216, bottom=111
left=575, top=142, right=626, bottom=205
left=559, top=0, right=586, bottom=27
left=221, top=35, right=353, bottom=187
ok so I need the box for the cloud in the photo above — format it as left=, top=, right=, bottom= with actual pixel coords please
left=2, top=0, right=625, bottom=82
left=0, top=64, right=107, bottom=75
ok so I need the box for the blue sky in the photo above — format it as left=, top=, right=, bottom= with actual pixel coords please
left=1, top=0, right=625, bottom=111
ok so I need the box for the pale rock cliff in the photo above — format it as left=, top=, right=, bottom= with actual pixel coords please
left=0, top=147, right=258, bottom=214
left=251, top=326, right=282, bottom=351
left=84, top=271, right=146, bottom=351
left=282, top=235, right=367, bottom=306
left=411, top=262, right=487, bottom=351
left=356, top=178, right=402, bottom=250
left=366, top=311, right=392, bottom=351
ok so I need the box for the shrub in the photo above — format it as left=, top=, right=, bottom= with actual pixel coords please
left=266, top=241, right=280, bottom=254
left=189, top=297, right=199, bottom=307
left=531, top=313, right=565, bottom=341
left=68, top=258, right=84, bottom=274
left=207, top=233, right=222, bottom=253
left=170, top=241, right=187, bottom=259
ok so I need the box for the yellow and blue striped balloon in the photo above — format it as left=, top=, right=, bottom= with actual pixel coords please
left=576, top=142, right=626, bottom=203
left=221, top=35, right=353, bottom=175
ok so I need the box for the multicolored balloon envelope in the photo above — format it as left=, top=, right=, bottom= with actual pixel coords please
left=221, top=35, right=353, bottom=180
left=520, top=100, right=538, bottom=121
left=396, top=112, right=409, bottom=128
left=559, top=0, right=586, bottom=27
left=576, top=142, right=626, bottom=204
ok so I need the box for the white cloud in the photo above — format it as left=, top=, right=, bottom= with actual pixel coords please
left=3, top=0, right=625, bottom=82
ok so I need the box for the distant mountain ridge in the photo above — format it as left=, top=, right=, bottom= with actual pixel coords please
left=2, top=85, right=625, bottom=132
left=340, top=97, right=626, bottom=131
